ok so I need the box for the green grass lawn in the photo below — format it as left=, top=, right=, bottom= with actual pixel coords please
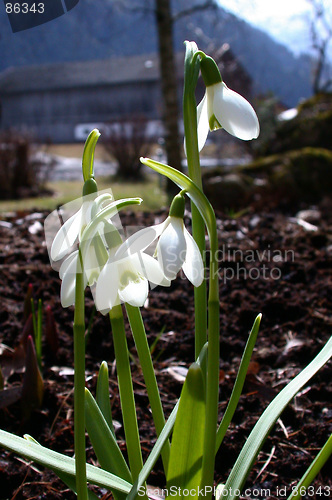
left=0, top=175, right=169, bottom=215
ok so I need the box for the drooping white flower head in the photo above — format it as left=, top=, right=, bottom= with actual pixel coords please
left=95, top=239, right=170, bottom=314
left=196, top=54, right=259, bottom=151
left=116, top=192, right=204, bottom=288
left=47, top=188, right=118, bottom=308
left=155, top=216, right=204, bottom=286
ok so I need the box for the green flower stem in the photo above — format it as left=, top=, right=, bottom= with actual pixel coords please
left=140, top=157, right=220, bottom=498
left=109, top=305, right=143, bottom=482
left=200, top=240, right=220, bottom=498
left=125, top=304, right=170, bottom=472
left=184, top=41, right=219, bottom=495
left=183, top=41, right=207, bottom=359
left=73, top=249, right=88, bottom=500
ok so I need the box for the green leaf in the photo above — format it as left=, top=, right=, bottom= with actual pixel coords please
left=127, top=400, right=179, bottom=500
left=24, top=435, right=99, bottom=500
left=222, top=337, right=332, bottom=500
left=140, top=158, right=216, bottom=245
left=166, top=363, right=206, bottom=499
left=85, top=388, right=132, bottom=483
left=216, top=314, right=262, bottom=452
left=96, top=361, right=115, bottom=434
left=0, top=429, right=132, bottom=494
left=287, top=434, right=332, bottom=500
left=127, top=343, right=208, bottom=500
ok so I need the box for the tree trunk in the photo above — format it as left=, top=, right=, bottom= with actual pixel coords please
left=155, top=0, right=182, bottom=193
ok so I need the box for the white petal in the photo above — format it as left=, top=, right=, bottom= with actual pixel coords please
left=102, top=220, right=122, bottom=250
left=60, top=251, right=87, bottom=308
left=206, top=85, right=220, bottom=130
left=118, top=276, right=149, bottom=307
left=84, top=244, right=102, bottom=285
left=115, top=223, right=165, bottom=260
left=59, top=250, right=79, bottom=280
left=83, top=233, right=108, bottom=285
left=51, top=208, right=82, bottom=261
left=156, top=217, right=186, bottom=280
left=213, top=82, right=260, bottom=140
left=95, top=260, right=120, bottom=314
left=136, top=253, right=171, bottom=287
left=196, top=92, right=210, bottom=152
left=182, top=228, right=204, bottom=287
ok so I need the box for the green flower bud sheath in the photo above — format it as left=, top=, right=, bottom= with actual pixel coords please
left=82, top=128, right=101, bottom=182
left=200, top=55, right=222, bottom=87
left=82, top=177, right=98, bottom=197
left=169, top=191, right=186, bottom=218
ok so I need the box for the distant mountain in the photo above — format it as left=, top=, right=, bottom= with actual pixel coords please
left=0, top=0, right=313, bottom=106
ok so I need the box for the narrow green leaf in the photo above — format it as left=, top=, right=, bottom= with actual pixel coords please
left=166, top=363, right=206, bottom=499
left=287, top=434, right=332, bottom=500
left=30, top=298, right=37, bottom=338
left=127, top=343, right=208, bottom=500
left=216, top=314, right=262, bottom=452
left=223, top=337, right=332, bottom=500
left=128, top=400, right=179, bottom=500
left=0, top=429, right=132, bottom=493
left=140, top=158, right=216, bottom=244
left=85, top=388, right=132, bottom=483
left=24, top=435, right=99, bottom=500
left=96, top=361, right=115, bottom=434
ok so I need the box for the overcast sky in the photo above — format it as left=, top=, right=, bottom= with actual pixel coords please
left=217, top=0, right=332, bottom=56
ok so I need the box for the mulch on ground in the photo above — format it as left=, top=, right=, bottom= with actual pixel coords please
left=0, top=197, right=331, bottom=499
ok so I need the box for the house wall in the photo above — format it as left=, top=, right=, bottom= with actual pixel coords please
left=0, top=80, right=161, bottom=143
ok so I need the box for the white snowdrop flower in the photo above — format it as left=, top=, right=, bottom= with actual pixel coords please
left=156, top=215, right=204, bottom=286
left=197, top=54, right=259, bottom=151
left=95, top=241, right=170, bottom=314
left=50, top=188, right=116, bottom=308
left=120, top=192, right=204, bottom=287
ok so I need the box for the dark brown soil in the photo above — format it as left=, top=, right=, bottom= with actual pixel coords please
left=0, top=198, right=331, bottom=500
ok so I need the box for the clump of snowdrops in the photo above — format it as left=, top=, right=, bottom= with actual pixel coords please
left=0, top=41, right=331, bottom=500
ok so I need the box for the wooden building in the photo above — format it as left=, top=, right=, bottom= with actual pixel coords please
left=0, top=47, right=253, bottom=143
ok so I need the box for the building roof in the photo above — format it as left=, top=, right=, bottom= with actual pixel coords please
left=0, top=53, right=178, bottom=94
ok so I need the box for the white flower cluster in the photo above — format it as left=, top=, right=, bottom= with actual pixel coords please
left=45, top=192, right=204, bottom=314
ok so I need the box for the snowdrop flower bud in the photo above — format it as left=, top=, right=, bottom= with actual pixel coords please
left=197, top=54, right=260, bottom=151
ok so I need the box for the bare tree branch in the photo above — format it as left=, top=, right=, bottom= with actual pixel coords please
left=306, top=0, right=332, bottom=92
left=173, top=0, right=217, bottom=22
